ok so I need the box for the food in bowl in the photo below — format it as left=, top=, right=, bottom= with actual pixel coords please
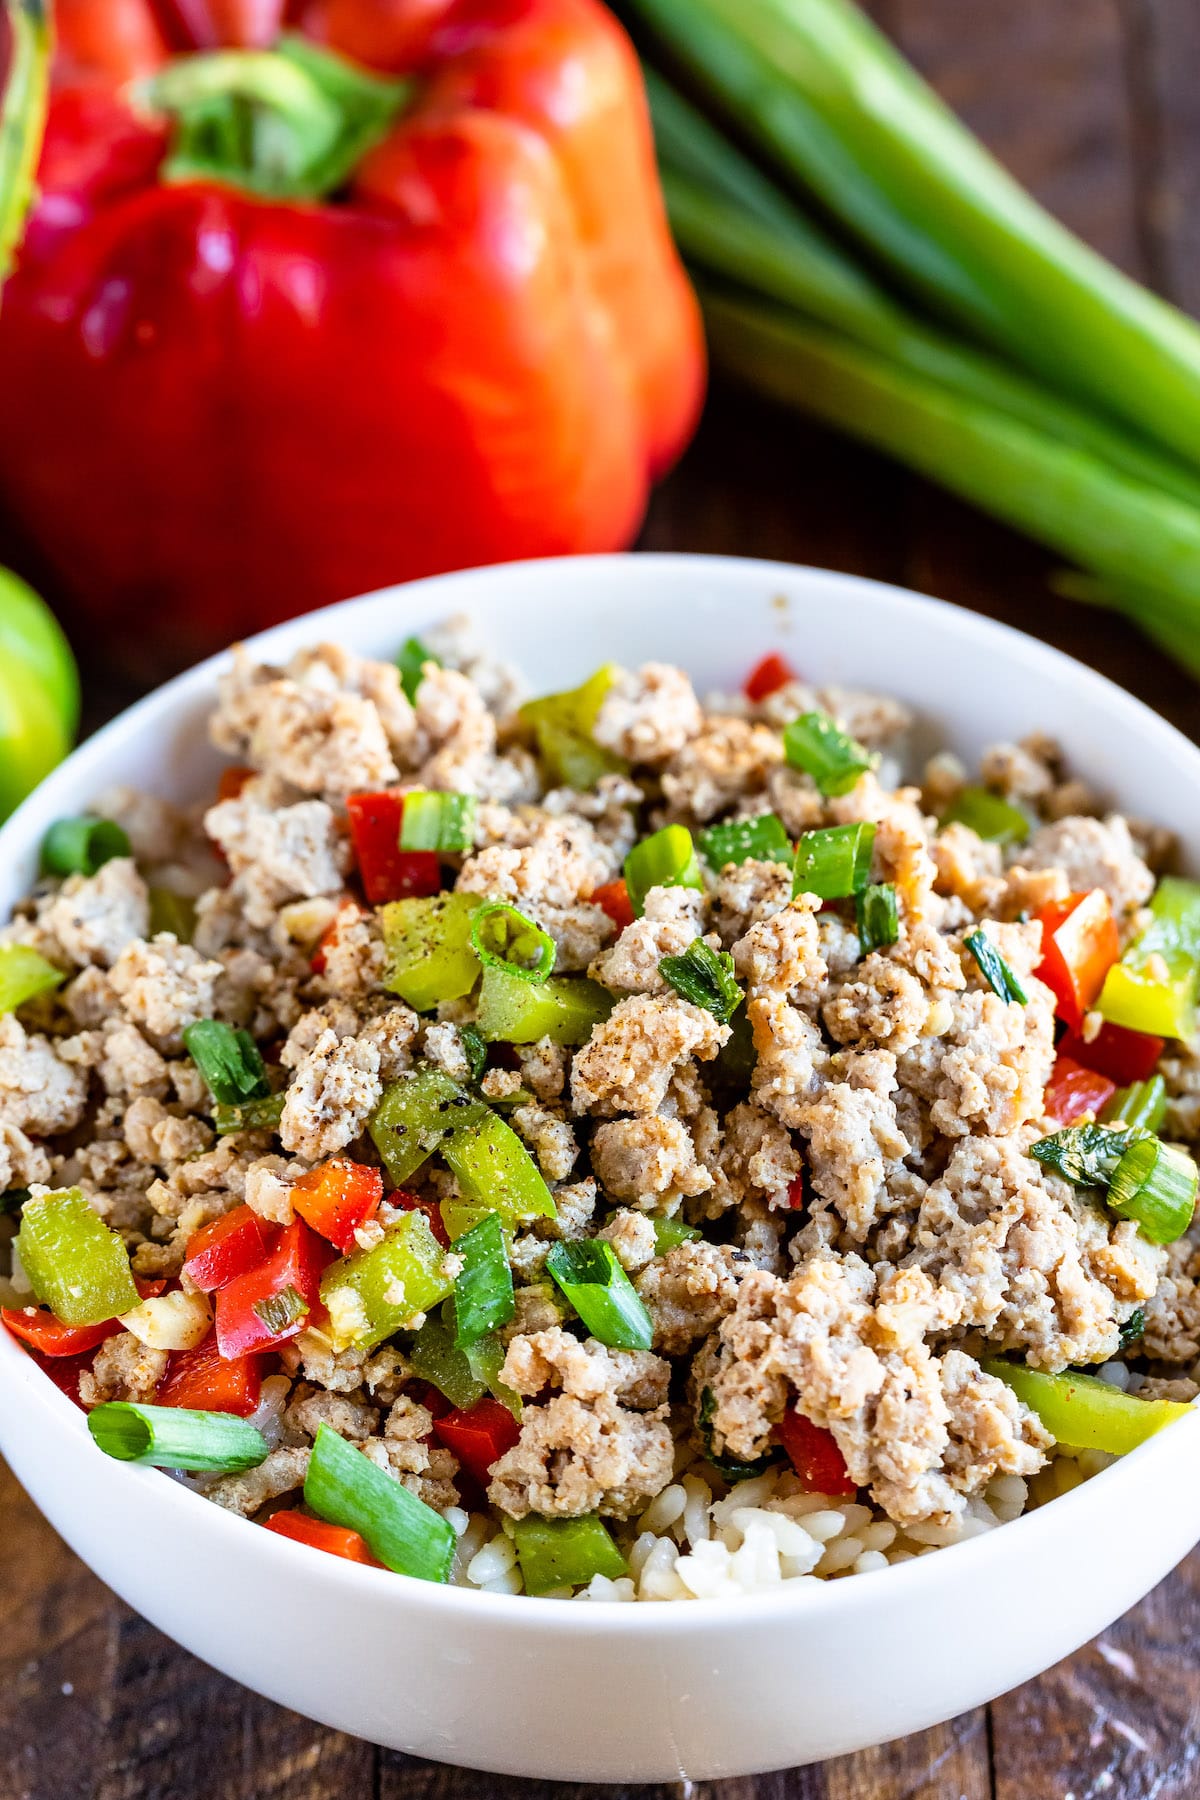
left=2, top=619, right=1198, bottom=1603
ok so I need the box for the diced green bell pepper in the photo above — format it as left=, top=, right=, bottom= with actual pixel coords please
left=16, top=1187, right=140, bottom=1326
left=1098, top=876, right=1200, bottom=1039
left=440, top=1113, right=557, bottom=1239
left=651, top=1215, right=702, bottom=1255
left=1102, top=1074, right=1168, bottom=1134
left=475, top=963, right=612, bottom=1046
left=983, top=1358, right=1193, bottom=1454
left=319, top=1210, right=454, bottom=1352
left=510, top=1513, right=627, bottom=1595
left=0, top=943, right=64, bottom=1013
left=379, top=892, right=481, bottom=1012
left=409, top=1304, right=488, bottom=1410
left=519, top=664, right=627, bottom=790
left=369, top=1067, right=488, bottom=1185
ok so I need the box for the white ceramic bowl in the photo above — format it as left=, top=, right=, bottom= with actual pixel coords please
left=3, top=553, right=1200, bottom=1783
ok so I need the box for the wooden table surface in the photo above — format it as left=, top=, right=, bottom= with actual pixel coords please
left=5, top=1, right=1200, bottom=1795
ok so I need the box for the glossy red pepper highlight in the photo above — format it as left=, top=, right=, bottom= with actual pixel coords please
left=776, top=1408, right=856, bottom=1497
left=183, top=1203, right=273, bottom=1293
left=292, top=1159, right=384, bottom=1254
left=743, top=651, right=798, bottom=703
left=158, top=1331, right=266, bottom=1416
left=1034, top=889, right=1120, bottom=1033
left=215, top=1218, right=334, bottom=1358
left=591, top=877, right=635, bottom=933
left=432, top=1397, right=521, bottom=1485
left=346, top=792, right=441, bottom=905
left=1043, top=1055, right=1117, bottom=1127
left=263, top=1509, right=382, bottom=1565
left=1059, top=1021, right=1165, bottom=1085
left=1, top=1306, right=118, bottom=1357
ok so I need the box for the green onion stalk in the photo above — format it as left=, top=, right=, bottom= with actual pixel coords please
left=0, top=0, right=50, bottom=293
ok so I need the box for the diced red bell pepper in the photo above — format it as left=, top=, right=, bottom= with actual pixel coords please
left=1043, top=1055, right=1117, bottom=1127
left=27, top=1346, right=94, bottom=1408
left=591, top=877, right=635, bottom=932
left=777, top=1407, right=856, bottom=1497
left=1059, top=1020, right=1165, bottom=1085
left=1034, top=888, right=1120, bottom=1033
left=432, top=1397, right=521, bottom=1486
left=392, top=1188, right=450, bottom=1251
left=158, top=1331, right=265, bottom=1417
left=1, top=1306, right=118, bottom=1357
left=346, top=792, right=441, bottom=905
left=215, top=1218, right=334, bottom=1358
left=744, top=652, right=799, bottom=703
left=216, top=764, right=255, bottom=802
left=183, top=1203, right=273, bottom=1293
left=786, top=1171, right=806, bottom=1211
left=292, top=1159, right=383, bottom=1254
left=263, top=1509, right=382, bottom=1566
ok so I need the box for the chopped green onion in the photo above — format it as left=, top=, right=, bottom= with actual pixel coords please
left=148, top=887, right=197, bottom=942
left=1030, top=1121, right=1147, bottom=1188
left=511, top=1513, right=627, bottom=1596
left=459, top=1023, right=488, bottom=1082
left=320, top=1210, right=454, bottom=1352
left=793, top=821, right=876, bottom=899
left=441, top=1113, right=557, bottom=1239
left=40, top=816, right=131, bottom=878
left=519, top=665, right=627, bottom=790
left=1102, top=1075, right=1168, bottom=1134
left=399, top=790, right=477, bottom=853
left=469, top=900, right=555, bottom=984
left=659, top=937, right=742, bottom=1024
left=369, top=1067, right=488, bottom=1185
left=982, top=1359, right=1191, bottom=1455
left=213, top=1091, right=285, bottom=1137
left=964, top=928, right=1028, bottom=1003
left=1106, top=1137, right=1197, bottom=1244
left=88, top=1402, right=268, bottom=1472
left=1098, top=876, right=1200, bottom=1040
left=624, top=824, right=705, bottom=917
left=410, top=1304, right=487, bottom=1410
left=0, top=943, right=64, bottom=1013
left=17, top=1188, right=140, bottom=1325
left=253, top=1283, right=308, bottom=1337
left=697, top=1385, right=775, bottom=1481
left=545, top=1240, right=653, bottom=1351
left=940, top=786, right=1030, bottom=845
left=698, top=813, right=792, bottom=869
left=461, top=1322, right=523, bottom=1419
left=453, top=1212, right=515, bottom=1347
left=855, top=882, right=899, bottom=952
left=305, top=1421, right=454, bottom=1582
left=782, top=711, right=878, bottom=797
left=475, top=964, right=612, bottom=1046
left=183, top=1019, right=270, bottom=1106
left=1118, top=1307, right=1145, bottom=1350
left=397, top=635, right=440, bottom=704
left=380, top=892, right=482, bottom=1013
left=651, top=1215, right=701, bottom=1255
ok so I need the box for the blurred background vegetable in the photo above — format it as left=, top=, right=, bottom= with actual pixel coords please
left=621, top=0, right=1200, bottom=673
left=0, top=0, right=703, bottom=668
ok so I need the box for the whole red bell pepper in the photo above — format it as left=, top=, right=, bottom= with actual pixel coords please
left=0, top=0, right=703, bottom=662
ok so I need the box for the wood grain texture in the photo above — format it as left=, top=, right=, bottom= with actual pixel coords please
left=3, top=1, right=1200, bottom=1796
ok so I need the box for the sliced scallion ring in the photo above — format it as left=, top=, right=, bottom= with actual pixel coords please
left=469, top=900, right=555, bottom=984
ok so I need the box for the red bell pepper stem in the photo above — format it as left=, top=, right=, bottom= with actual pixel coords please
left=183, top=1202, right=273, bottom=1293
left=1059, top=1021, right=1165, bottom=1085
left=158, top=1330, right=266, bottom=1416
left=1043, top=1055, right=1118, bottom=1127
left=215, top=1218, right=334, bottom=1358
left=743, top=651, right=798, bottom=703
left=346, top=792, right=441, bottom=905
left=776, top=1408, right=856, bottom=1497
left=391, top=1188, right=450, bottom=1250
left=591, top=877, right=635, bottom=932
left=432, top=1397, right=521, bottom=1486
left=1, top=1306, right=118, bottom=1357
left=292, top=1158, right=383, bottom=1254
left=1034, top=889, right=1120, bottom=1032
left=263, top=1508, right=382, bottom=1565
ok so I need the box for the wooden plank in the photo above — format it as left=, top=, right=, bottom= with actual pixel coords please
left=1123, top=0, right=1200, bottom=314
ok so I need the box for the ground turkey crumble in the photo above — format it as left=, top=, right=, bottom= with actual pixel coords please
left=2, top=627, right=1196, bottom=1601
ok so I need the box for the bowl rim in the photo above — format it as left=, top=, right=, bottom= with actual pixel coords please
left=3, top=548, right=1199, bottom=1632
